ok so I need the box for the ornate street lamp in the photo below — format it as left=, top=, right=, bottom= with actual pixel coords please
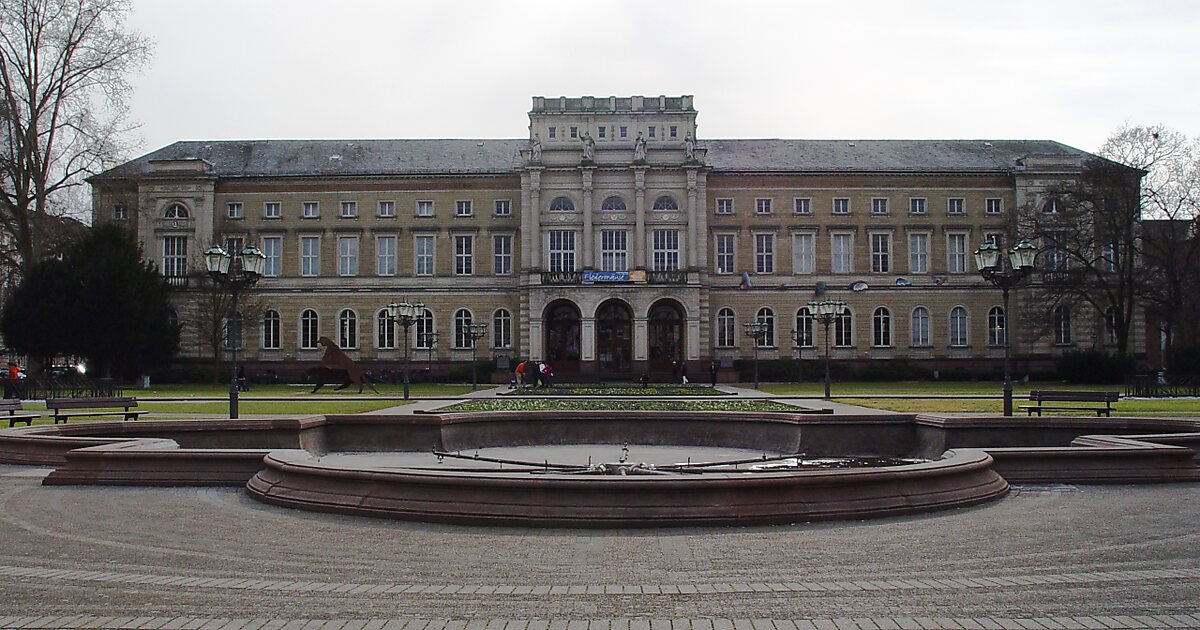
left=809, top=299, right=847, bottom=399
left=467, top=322, right=489, bottom=391
left=742, top=320, right=770, bottom=389
left=204, top=243, right=266, bottom=419
left=387, top=299, right=424, bottom=400
left=974, top=239, right=1037, bottom=416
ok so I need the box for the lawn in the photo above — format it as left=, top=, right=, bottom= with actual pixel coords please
left=441, top=399, right=804, bottom=412
left=837, top=397, right=1200, bottom=415
left=130, top=383, right=484, bottom=398
left=10, top=399, right=411, bottom=425
left=762, top=381, right=1125, bottom=396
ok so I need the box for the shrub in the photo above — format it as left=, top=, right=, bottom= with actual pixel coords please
left=1055, top=349, right=1134, bottom=383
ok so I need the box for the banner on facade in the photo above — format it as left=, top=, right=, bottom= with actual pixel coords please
left=582, top=271, right=630, bottom=283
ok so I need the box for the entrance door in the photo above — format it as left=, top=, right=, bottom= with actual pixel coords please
left=648, top=300, right=685, bottom=372
left=543, top=300, right=581, bottom=372
left=595, top=300, right=633, bottom=372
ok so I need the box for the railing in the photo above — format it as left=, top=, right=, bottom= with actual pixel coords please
left=2, top=376, right=121, bottom=400
left=1126, top=373, right=1200, bottom=398
left=164, top=275, right=190, bottom=288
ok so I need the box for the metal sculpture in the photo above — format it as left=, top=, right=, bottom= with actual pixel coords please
left=311, top=336, right=379, bottom=394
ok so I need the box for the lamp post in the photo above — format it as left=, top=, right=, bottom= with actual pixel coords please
left=742, top=321, right=769, bottom=389
left=467, top=322, right=489, bottom=391
left=423, top=332, right=439, bottom=367
left=387, top=300, right=423, bottom=400
left=974, top=240, right=1037, bottom=416
left=204, top=243, right=266, bottom=419
left=809, top=299, right=846, bottom=399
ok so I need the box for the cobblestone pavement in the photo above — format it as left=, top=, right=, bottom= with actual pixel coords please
left=0, top=466, right=1197, bottom=628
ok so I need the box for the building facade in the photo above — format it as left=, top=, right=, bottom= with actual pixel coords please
left=89, top=95, right=1139, bottom=379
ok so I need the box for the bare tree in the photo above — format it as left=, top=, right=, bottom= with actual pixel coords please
left=0, top=0, right=151, bottom=274
left=190, top=275, right=267, bottom=383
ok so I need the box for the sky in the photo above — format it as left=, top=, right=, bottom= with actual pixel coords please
left=123, top=0, right=1200, bottom=156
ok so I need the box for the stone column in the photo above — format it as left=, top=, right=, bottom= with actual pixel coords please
left=528, top=169, right=543, bottom=270
left=633, top=316, right=648, bottom=361
left=687, top=317, right=701, bottom=360
left=686, top=168, right=698, bottom=269
left=581, top=316, right=596, bottom=362
left=634, top=167, right=647, bottom=269
left=581, top=167, right=594, bottom=269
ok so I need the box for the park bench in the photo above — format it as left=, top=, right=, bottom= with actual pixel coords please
left=46, top=396, right=146, bottom=424
left=1019, top=390, right=1120, bottom=417
left=0, top=400, right=42, bottom=427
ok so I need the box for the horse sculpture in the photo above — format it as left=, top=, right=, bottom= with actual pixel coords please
left=311, top=336, right=380, bottom=394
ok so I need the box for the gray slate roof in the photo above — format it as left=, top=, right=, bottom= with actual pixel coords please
left=94, top=138, right=1089, bottom=180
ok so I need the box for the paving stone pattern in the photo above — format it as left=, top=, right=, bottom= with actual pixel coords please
left=0, top=467, right=1198, bottom=625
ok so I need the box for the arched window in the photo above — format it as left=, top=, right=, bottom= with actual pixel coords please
left=1042, top=198, right=1062, bottom=214
left=911, top=306, right=930, bottom=347
left=794, top=307, right=814, bottom=347
left=262, top=309, right=280, bottom=350
left=949, top=306, right=968, bottom=347
left=339, top=309, right=357, bottom=349
left=652, top=195, right=679, bottom=211
left=376, top=309, right=395, bottom=349
left=872, top=307, right=892, bottom=347
left=600, top=196, right=627, bottom=212
left=988, top=306, right=1006, bottom=346
left=755, top=307, right=775, bottom=347
left=716, top=307, right=735, bottom=348
left=163, top=203, right=189, bottom=219
left=548, top=196, right=575, bottom=212
left=835, top=308, right=853, bottom=347
left=415, top=308, right=435, bottom=349
left=1054, top=305, right=1072, bottom=344
left=300, top=309, right=319, bottom=349
left=454, top=308, right=473, bottom=349
left=493, top=309, right=512, bottom=349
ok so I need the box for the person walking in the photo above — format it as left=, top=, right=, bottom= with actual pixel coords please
left=680, top=362, right=688, bottom=385
left=515, top=359, right=526, bottom=387
left=709, top=360, right=719, bottom=387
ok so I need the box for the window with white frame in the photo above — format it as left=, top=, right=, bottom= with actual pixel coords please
left=716, top=307, right=735, bottom=348
left=300, top=309, right=319, bottom=349
left=1054, top=305, right=1072, bottom=344
left=669, top=125, right=678, bottom=138
left=416, top=200, right=434, bottom=217
left=455, top=200, right=472, bottom=217
left=988, top=306, right=1006, bottom=346
left=652, top=229, right=680, bottom=271
left=1101, top=241, right=1118, bottom=273
left=794, top=308, right=814, bottom=347
left=986, top=198, right=1003, bottom=214
left=302, top=201, right=319, bottom=218
left=871, top=198, right=889, bottom=215
left=909, top=198, right=926, bottom=214
left=947, top=233, right=968, bottom=273
left=493, top=234, right=513, bottom=275
left=715, top=234, right=735, bottom=275
left=376, top=235, right=396, bottom=276
left=909, top=232, right=929, bottom=274
left=264, top=202, right=281, bottom=219
left=340, top=201, right=357, bottom=218
left=225, top=237, right=244, bottom=258
left=376, top=309, right=395, bottom=349
left=870, top=233, right=891, bottom=273
left=337, top=236, right=358, bottom=276
left=948, top=198, right=965, bottom=215
left=454, top=234, right=473, bottom=275
left=831, top=233, right=853, bottom=273
left=494, top=199, right=512, bottom=216
left=338, top=309, right=357, bottom=349
left=716, top=198, right=733, bottom=215
left=548, top=127, right=556, bottom=139
left=262, top=310, right=280, bottom=350
left=262, top=237, right=281, bottom=277
left=493, top=309, right=512, bottom=349
left=835, top=309, right=853, bottom=347
left=162, top=236, right=188, bottom=277
left=598, top=126, right=606, bottom=139
left=648, top=126, right=656, bottom=139
left=1043, top=232, right=1069, bottom=272
left=833, top=198, right=850, bottom=215
left=378, top=201, right=396, bottom=218
left=113, top=204, right=128, bottom=220
left=548, top=230, right=575, bottom=272
left=601, top=196, right=627, bottom=212
left=792, top=233, right=814, bottom=274
left=1105, top=308, right=1118, bottom=345
left=756, top=307, right=776, bottom=347
left=453, top=309, right=473, bottom=349
left=949, top=306, right=969, bottom=347
left=1042, top=199, right=1062, bottom=214
left=415, top=309, right=434, bottom=349
left=794, top=198, right=811, bottom=215
left=570, top=126, right=578, bottom=139
left=415, top=235, right=434, bottom=276
left=755, top=198, right=773, bottom=215
left=164, top=203, right=188, bottom=218
left=619, top=126, right=627, bottom=139
left=653, top=195, right=679, bottom=211
left=601, top=230, right=628, bottom=272
left=548, top=197, right=575, bottom=212
left=911, top=306, right=930, bottom=346
left=873, top=307, right=892, bottom=347
left=755, top=233, right=774, bottom=274
left=227, top=202, right=244, bottom=219
left=300, top=236, right=320, bottom=277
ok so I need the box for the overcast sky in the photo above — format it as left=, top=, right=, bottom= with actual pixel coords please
left=124, top=0, right=1200, bottom=156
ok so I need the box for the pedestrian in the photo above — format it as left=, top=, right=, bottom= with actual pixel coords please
left=543, top=362, right=554, bottom=387
left=515, top=359, right=526, bottom=387
left=680, top=362, right=688, bottom=385
left=671, top=360, right=680, bottom=384
left=709, top=360, right=719, bottom=387
left=639, top=373, right=650, bottom=388
left=537, top=361, right=546, bottom=387
left=237, top=366, right=251, bottom=392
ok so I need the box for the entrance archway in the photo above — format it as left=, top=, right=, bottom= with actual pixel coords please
left=595, top=299, right=633, bottom=372
left=543, top=300, right=581, bottom=372
left=648, top=300, right=686, bottom=372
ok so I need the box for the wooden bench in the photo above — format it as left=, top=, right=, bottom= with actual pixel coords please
left=46, top=396, right=147, bottom=424
left=1019, top=390, right=1120, bottom=417
left=0, top=400, right=42, bottom=427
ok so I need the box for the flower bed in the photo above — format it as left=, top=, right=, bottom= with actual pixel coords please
left=440, top=399, right=801, bottom=412
left=500, top=384, right=725, bottom=397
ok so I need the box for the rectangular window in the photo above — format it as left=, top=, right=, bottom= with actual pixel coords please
left=715, top=234, right=735, bottom=275
left=262, top=237, right=282, bottom=277
left=113, top=204, right=128, bottom=220
left=832, top=233, right=853, bottom=273
left=1045, top=232, right=1069, bottom=272
left=264, top=202, right=281, bottom=219
left=755, top=233, right=775, bottom=274
left=416, top=200, right=434, bottom=217
left=415, top=235, right=434, bottom=275
left=620, top=126, right=627, bottom=139
left=755, top=198, right=773, bottom=215
left=948, top=198, right=965, bottom=215
left=910, top=198, right=926, bottom=214
left=792, top=233, right=814, bottom=275
left=794, top=198, right=811, bottom=215
left=833, top=198, right=850, bottom=215
left=986, top=198, right=1003, bottom=214
left=871, top=198, right=889, bottom=215
left=548, top=127, right=556, bottom=139
left=376, top=235, right=396, bottom=276
left=494, top=199, right=511, bottom=216
left=493, top=234, right=513, bottom=275
left=454, top=235, right=473, bottom=275
left=300, top=236, right=320, bottom=276
left=598, top=126, right=606, bottom=139
left=871, top=233, right=891, bottom=273
left=670, top=125, right=678, bottom=138
left=601, top=230, right=628, bottom=272
left=1101, top=242, right=1118, bottom=273
left=652, top=230, right=680, bottom=271
left=716, top=198, right=734, bottom=215
left=302, top=201, right=319, bottom=218
left=548, top=230, right=575, bottom=272
left=456, top=200, right=473, bottom=217
left=378, top=201, right=396, bottom=218
left=337, top=236, right=359, bottom=276
left=947, top=233, right=968, bottom=273
left=225, top=237, right=244, bottom=258
left=340, top=201, right=357, bottom=218
left=162, top=236, right=188, bottom=277
left=648, top=126, right=656, bottom=138
left=570, top=126, right=578, bottom=139
left=908, top=233, right=929, bottom=274
left=226, top=202, right=243, bottom=219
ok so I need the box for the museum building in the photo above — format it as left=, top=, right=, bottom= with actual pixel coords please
left=88, top=94, right=1134, bottom=379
